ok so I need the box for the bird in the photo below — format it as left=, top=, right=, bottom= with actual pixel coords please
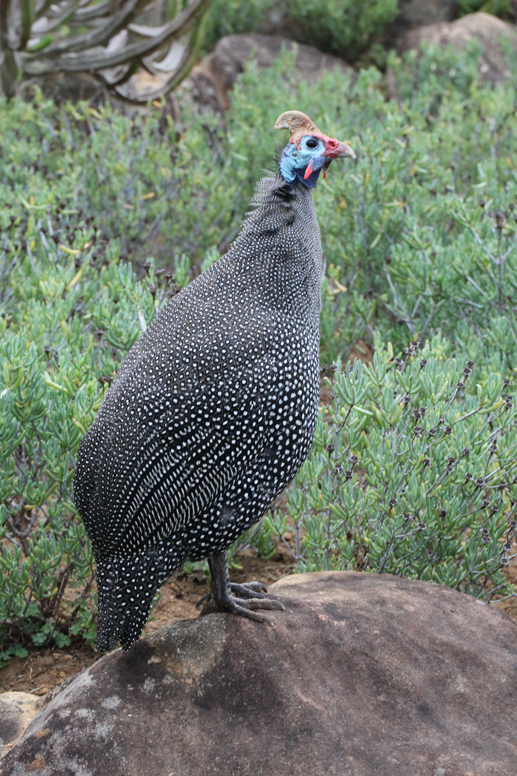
left=73, top=110, right=355, bottom=652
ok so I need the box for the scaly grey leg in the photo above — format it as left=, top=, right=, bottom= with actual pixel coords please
left=196, top=550, right=285, bottom=623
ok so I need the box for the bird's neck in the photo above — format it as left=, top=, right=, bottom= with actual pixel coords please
left=223, top=176, right=323, bottom=325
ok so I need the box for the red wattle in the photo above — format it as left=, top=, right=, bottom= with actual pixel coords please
left=304, top=163, right=313, bottom=180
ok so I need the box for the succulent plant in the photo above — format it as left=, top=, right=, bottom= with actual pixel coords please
left=267, top=339, right=517, bottom=601
left=0, top=0, right=212, bottom=101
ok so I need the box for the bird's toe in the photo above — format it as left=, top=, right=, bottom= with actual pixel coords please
left=229, top=581, right=268, bottom=599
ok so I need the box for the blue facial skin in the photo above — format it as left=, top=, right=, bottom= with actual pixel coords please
left=280, top=135, right=327, bottom=189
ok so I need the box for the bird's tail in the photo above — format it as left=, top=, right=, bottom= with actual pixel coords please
left=96, top=543, right=181, bottom=652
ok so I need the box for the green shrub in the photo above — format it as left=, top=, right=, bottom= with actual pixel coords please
left=6, top=44, right=517, bottom=371
left=265, top=338, right=516, bottom=600
left=287, top=0, right=398, bottom=61
left=203, top=0, right=398, bottom=61
left=203, top=0, right=275, bottom=53
left=459, top=0, right=513, bottom=18
left=0, top=97, right=253, bottom=270
left=315, top=44, right=517, bottom=370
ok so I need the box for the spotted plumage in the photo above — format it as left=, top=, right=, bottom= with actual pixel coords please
left=73, top=111, right=354, bottom=652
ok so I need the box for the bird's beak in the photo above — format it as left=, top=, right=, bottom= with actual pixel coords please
left=327, top=139, right=356, bottom=160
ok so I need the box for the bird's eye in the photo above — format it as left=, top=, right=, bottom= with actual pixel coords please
left=305, top=137, right=318, bottom=149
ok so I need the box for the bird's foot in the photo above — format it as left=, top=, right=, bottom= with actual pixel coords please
left=196, top=580, right=266, bottom=609
left=197, top=586, right=284, bottom=623
left=196, top=552, right=284, bottom=623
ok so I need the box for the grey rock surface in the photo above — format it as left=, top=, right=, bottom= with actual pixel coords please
left=398, top=11, right=517, bottom=83
left=203, top=34, right=351, bottom=107
left=20, top=71, right=103, bottom=103
left=395, top=0, right=459, bottom=31
left=2, top=571, right=517, bottom=776
left=0, top=693, right=41, bottom=758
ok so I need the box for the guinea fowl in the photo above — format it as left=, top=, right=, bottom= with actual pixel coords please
left=73, top=110, right=355, bottom=652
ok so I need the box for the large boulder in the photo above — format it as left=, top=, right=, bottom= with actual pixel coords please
left=398, top=12, right=517, bottom=83
left=393, top=0, right=458, bottom=32
left=20, top=72, right=103, bottom=104
left=2, top=571, right=517, bottom=776
left=200, top=34, right=351, bottom=108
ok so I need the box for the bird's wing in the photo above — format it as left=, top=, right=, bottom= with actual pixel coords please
left=75, top=326, right=278, bottom=559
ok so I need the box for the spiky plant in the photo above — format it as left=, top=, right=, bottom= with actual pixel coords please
left=0, top=0, right=212, bottom=101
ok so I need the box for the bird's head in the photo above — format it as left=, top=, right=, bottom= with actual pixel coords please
left=275, top=110, right=355, bottom=189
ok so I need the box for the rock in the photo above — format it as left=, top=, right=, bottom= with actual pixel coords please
left=2, top=571, right=517, bottom=775
left=203, top=34, right=351, bottom=108
left=0, top=692, right=41, bottom=758
left=393, top=0, right=458, bottom=32
left=397, top=12, right=517, bottom=83
left=180, top=65, right=226, bottom=115
left=20, top=72, right=103, bottom=103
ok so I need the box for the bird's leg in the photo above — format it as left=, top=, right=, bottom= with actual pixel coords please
left=196, top=550, right=285, bottom=623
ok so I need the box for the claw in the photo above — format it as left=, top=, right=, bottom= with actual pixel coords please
left=230, top=581, right=267, bottom=599
left=195, top=592, right=212, bottom=609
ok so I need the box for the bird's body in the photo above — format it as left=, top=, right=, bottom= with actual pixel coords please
left=74, top=111, right=354, bottom=652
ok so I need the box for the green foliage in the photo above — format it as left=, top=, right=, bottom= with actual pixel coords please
left=3, top=42, right=517, bottom=656
left=266, top=339, right=516, bottom=598
left=0, top=96, right=251, bottom=269
left=458, top=0, right=513, bottom=18
left=288, top=0, right=398, bottom=61
left=203, top=0, right=275, bottom=53
left=327, top=47, right=517, bottom=370
left=8, top=43, right=517, bottom=375
left=204, top=0, right=398, bottom=60
left=0, top=644, right=29, bottom=671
